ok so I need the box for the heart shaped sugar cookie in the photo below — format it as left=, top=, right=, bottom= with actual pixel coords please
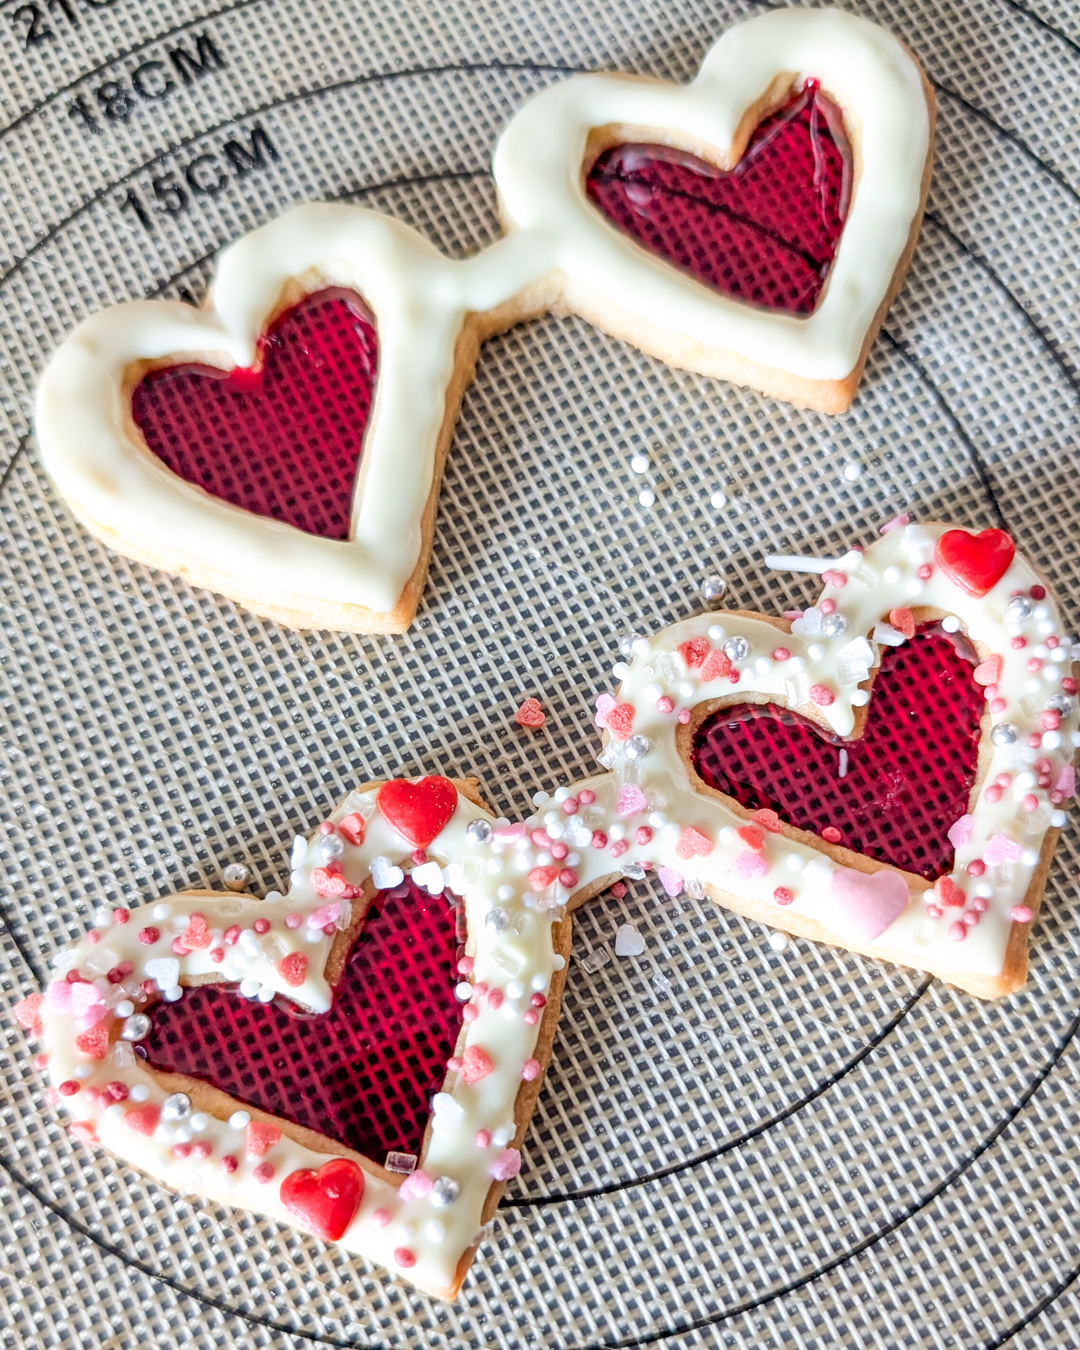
left=35, top=206, right=524, bottom=634
left=548, top=521, right=1075, bottom=999
left=26, top=777, right=572, bottom=1299
left=494, top=6, right=935, bottom=412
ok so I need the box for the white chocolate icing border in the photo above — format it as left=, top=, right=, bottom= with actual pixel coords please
left=36, top=9, right=932, bottom=628
left=34, top=206, right=544, bottom=620
left=34, top=783, right=566, bottom=1297
left=22, top=526, right=1078, bottom=1298
left=537, top=522, right=1076, bottom=987
left=494, top=6, right=931, bottom=381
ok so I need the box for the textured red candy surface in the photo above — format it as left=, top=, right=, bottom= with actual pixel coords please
left=142, top=878, right=463, bottom=1161
left=131, top=288, right=378, bottom=541
left=692, top=630, right=984, bottom=880
left=586, top=85, right=851, bottom=314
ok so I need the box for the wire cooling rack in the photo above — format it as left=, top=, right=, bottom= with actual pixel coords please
left=2, top=0, right=1080, bottom=1346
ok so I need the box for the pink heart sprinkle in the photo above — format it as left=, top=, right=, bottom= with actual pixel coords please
left=46, top=981, right=73, bottom=1012
left=593, top=693, right=616, bottom=728
left=1055, top=764, right=1076, bottom=798
left=731, top=850, right=769, bottom=881
left=398, top=1168, right=433, bottom=1201
left=657, top=866, right=684, bottom=898
left=71, top=982, right=103, bottom=1016
left=984, top=834, right=1022, bottom=866
left=459, top=1045, right=494, bottom=1084
left=947, top=815, right=974, bottom=849
left=674, top=826, right=713, bottom=860
left=489, top=1147, right=522, bottom=1181
left=830, top=867, right=909, bottom=942
left=617, top=784, right=648, bottom=817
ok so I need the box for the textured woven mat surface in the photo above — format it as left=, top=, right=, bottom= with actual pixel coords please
left=2, top=0, right=1080, bottom=1346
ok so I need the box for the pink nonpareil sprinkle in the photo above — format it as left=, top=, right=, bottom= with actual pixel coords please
left=521, top=1058, right=541, bottom=1082
left=656, top=695, right=675, bottom=714
left=1010, top=904, right=1034, bottom=923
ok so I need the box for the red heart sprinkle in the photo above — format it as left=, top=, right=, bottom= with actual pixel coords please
left=528, top=865, right=560, bottom=891
left=678, top=637, right=710, bottom=669
left=934, top=876, right=966, bottom=908
left=934, top=529, right=1016, bottom=597
left=338, top=813, right=366, bottom=846
left=514, top=697, right=546, bottom=729
left=124, top=1104, right=161, bottom=1136
left=736, top=825, right=765, bottom=852
left=376, top=776, right=457, bottom=849
left=888, top=607, right=915, bottom=640
left=604, top=703, right=635, bottom=740
left=973, top=654, right=1003, bottom=687
left=276, top=952, right=309, bottom=988
left=675, top=826, right=713, bottom=860
left=699, top=649, right=732, bottom=683
left=74, top=1024, right=109, bottom=1060
left=246, top=1121, right=281, bottom=1157
left=179, top=913, right=211, bottom=950
left=280, top=1157, right=365, bottom=1242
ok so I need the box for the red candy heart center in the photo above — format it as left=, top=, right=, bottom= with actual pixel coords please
left=934, top=528, right=1016, bottom=597
left=141, top=878, right=464, bottom=1164
left=131, top=288, right=378, bottom=540
left=692, top=628, right=985, bottom=880
left=280, top=1157, right=365, bottom=1242
left=586, top=83, right=851, bottom=314
left=376, top=776, right=458, bottom=849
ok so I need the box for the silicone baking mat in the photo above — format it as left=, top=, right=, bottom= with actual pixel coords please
left=2, top=0, right=1080, bottom=1345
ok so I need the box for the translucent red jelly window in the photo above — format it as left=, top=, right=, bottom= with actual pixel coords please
left=142, top=878, right=464, bottom=1163
left=691, top=628, right=984, bottom=880
left=131, top=288, right=378, bottom=541
left=586, top=83, right=852, bottom=314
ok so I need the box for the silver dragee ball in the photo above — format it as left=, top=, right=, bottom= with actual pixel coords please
left=223, top=863, right=249, bottom=891
left=623, top=735, right=651, bottom=761
left=1005, top=596, right=1033, bottom=623
left=162, top=1092, right=191, bottom=1121
left=431, top=1176, right=460, bottom=1207
left=723, top=636, right=749, bottom=662
left=466, top=819, right=492, bottom=846
left=120, top=1013, right=151, bottom=1041
left=991, top=723, right=1018, bottom=746
left=700, top=575, right=727, bottom=606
